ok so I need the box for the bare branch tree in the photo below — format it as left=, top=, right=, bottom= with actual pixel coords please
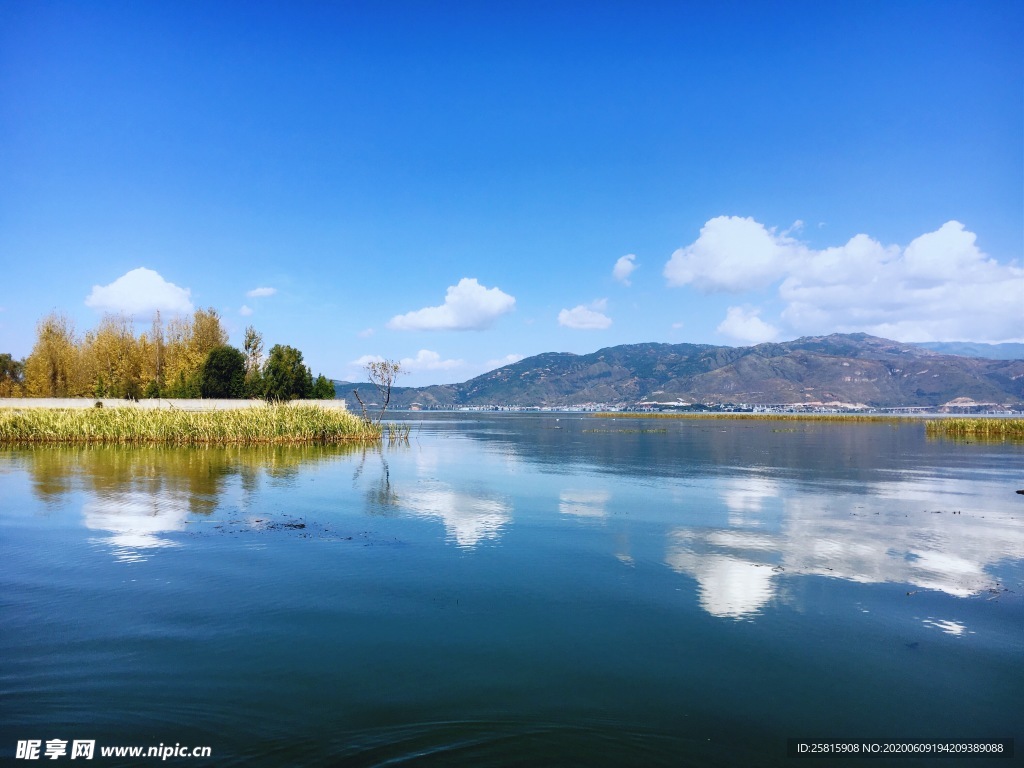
left=358, top=359, right=402, bottom=424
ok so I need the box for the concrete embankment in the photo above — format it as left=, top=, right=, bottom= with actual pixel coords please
left=0, top=398, right=347, bottom=412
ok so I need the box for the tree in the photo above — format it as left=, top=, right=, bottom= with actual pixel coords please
left=242, top=325, right=265, bottom=398
left=312, top=374, right=335, bottom=400
left=82, top=314, right=144, bottom=399
left=24, top=313, right=84, bottom=397
left=0, top=353, right=26, bottom=397
left=191, top=307, right=229, bottom=358
left=161, top=308, right=228, bottom=393
left=141, top=310, right=166, bottom=396
left=354, top=359, right=401, bottom=423
left=243, top=326, right=264, bottom=376
left=199, top=345, right=246, bottom=398
left=262, top=344, right=313, bottom=401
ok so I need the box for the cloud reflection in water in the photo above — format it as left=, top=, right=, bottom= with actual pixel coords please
left=559, top=489, right=610, bottom=519
left=82, top=491, right=189, bottom=562
left=402, top=485, right=512, bottom=548
left=665, top=472, right=1024, bottom=619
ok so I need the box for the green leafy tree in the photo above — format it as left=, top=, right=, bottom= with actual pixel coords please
left=312, top=374, right=335, bottom=400
left=262, top=344, right=313, bottom=401
left=199, top=345, right=246, bottom=398
left=0, top=353, right=26, bottom=397
left=165, top=370, right=200, bottom=398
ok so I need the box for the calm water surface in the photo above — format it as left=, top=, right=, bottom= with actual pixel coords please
left=2, top=415, right=1022, bottom=766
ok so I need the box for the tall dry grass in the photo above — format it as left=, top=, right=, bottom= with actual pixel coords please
left=924, top=418, right=1024, bottom=441
left=0, top=404, right=381, bottom=445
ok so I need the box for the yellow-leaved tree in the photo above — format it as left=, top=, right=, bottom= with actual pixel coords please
left=81, top=314, right=144, bottom=398
left=24, top=313, right=87, bottom=397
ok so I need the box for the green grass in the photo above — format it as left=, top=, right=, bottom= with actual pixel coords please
left=0, top=405, right=383, bottom=445
left=925, top=418, right=1024, bottom=441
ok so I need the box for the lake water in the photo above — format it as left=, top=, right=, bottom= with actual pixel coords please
left=2, top=414, right=1022, bottom=766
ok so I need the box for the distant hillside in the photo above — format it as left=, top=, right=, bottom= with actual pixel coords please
left=337, top=334, right=1024, bottom=410
left=912, top=341, right=1024, bottom=360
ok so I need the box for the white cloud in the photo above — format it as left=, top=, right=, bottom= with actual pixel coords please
left=85, top=268, right=194, bottom=317
left=664, top=216, right=805, bottom=292
left=779, top=221, right=1024, bottom=342
left=717, top=306, right=780, bottom=344
left=667, top=217, right=1024, bottom=343
left=351, top=354, right=385, bottom=367
left=351, top=350, right=464, bottom=375
left=485, top=353, right=525, bottom=370
left=387, top=278, right=516, bottom=331
left=246, top=287, right=277, bottom=298
left=239, top=305, right=253, bottom=317
left=612, top=254, right=638, bottom=285
left=558, top=299, right=612, bottom=330
left=400, top=349, right=464, bottom=372
left=357, top=328, right=375, bottom=338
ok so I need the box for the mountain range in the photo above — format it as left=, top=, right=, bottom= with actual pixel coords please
left=339, top=334, right=1024, bottom=410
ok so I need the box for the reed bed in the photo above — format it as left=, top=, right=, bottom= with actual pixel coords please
left=384, top=422, right=412, bottom=444
left=0, top=405, right=382, bottom=445
left=924, top=418, right=1024, bottom=441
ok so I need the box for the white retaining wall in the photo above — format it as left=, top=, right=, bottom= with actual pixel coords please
left=0, top=398, right=347, bottom=412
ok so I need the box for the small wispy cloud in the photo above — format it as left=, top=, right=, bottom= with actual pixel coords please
left=239, top=305, right=253, bottom=316
left=357, top=328, right=375, bottom=338
left=401, top=349, right=465, bottom=371
left=246, top=287, right=277, bottom=298
left=558, top=299, right=612, bottom=330
left=612, top=254, right=638, bottom=285
left=484, top=353, right=525, bottom=370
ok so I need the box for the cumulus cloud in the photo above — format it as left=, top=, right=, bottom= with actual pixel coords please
left=400, top=349, right=465, bottom=372
left=85, top=268, right=194, bottom=317
left=246, top=287, right=277, bottom=298
left=779, top=222, right=1024, bottom=342
left=717, top=306, right=779, bottom=344
left=239, top=305, right=253, bottom=316
left=664, top=216, right=805, bottom=292
left=667, top=217, right=1024, bottom=343
left=612, top=254, right=638, bottom=285
left=387, top=278, right=516, bottom=331
left=558, top=299, right=612, bottom=330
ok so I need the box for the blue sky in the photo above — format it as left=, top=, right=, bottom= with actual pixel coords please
left=2, top=0, right=1022, bottom=386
